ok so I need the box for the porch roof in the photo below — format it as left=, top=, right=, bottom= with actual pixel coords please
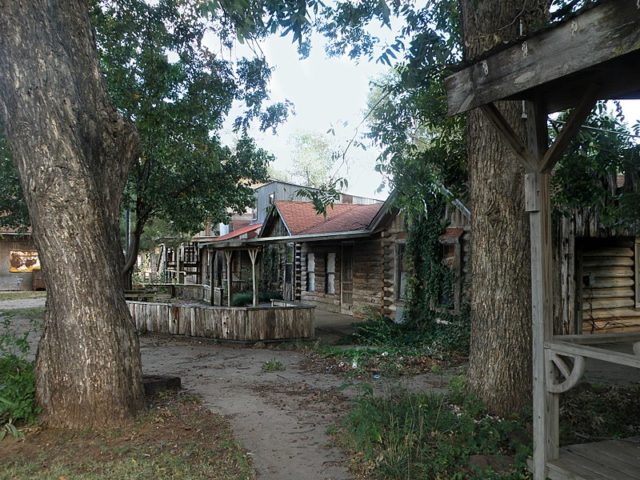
left=445, top=1, right=640, bottom=116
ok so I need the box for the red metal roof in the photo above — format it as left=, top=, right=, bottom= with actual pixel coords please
left=212, top=223, right=262, bottom=242
left=274, top=201, right=383, bottom=235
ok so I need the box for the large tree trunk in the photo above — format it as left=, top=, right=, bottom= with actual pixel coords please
left=461, top=1, right=548, bottom=415
left=0, top=1, right=144, bottom=428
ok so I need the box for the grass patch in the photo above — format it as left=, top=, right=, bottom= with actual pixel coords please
left=261, top=358, right=285, bottom=372
left=0, top=392, right=255, bottom=480
left=307, top=344, right=455, bottom=380
left=0, top=291, right=46, bottom=301
left=337, top=379, right=640, bottom=480
left=336, top=378, right=530, bottom=480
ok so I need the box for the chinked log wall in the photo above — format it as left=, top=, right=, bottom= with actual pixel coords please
left=128, top=301, right=315, bottom=342
left=555, top=209, right=640, bottom=334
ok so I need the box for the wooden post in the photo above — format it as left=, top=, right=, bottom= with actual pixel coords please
left=525, top=101, right=559, bottom=480
left=248, top=248, right=259, bottom=307
left=224, top=250, right=232, bottom=307
left=209, top=248, right=215, bottom=305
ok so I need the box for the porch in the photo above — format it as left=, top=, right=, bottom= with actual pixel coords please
left=444, top=2, right=640, bottom=479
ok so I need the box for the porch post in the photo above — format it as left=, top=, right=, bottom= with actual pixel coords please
left=525, top=102, right=558, bottom=480
left=225, top=250, right=232, bottom=307
left=248, top=248, right=259, bottom=307
left=209, top=248, right=215, bottom=305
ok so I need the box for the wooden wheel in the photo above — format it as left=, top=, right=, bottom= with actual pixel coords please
left=545, top=350, right=585, bottom=394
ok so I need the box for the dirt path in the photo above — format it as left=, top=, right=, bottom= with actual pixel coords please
left=1, top=296, right=448, bottom=479
left=140, top=335, right=448, bottom=480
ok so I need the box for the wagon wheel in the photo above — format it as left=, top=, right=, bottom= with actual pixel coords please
left=545, top=350, right=585, bottom=394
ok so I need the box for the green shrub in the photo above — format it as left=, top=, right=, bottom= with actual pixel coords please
left=261, top=358, right=285, bottom=372
left=0, top=355, right=39, bottom=438
left=0, top=310, right=42, bottom=438
left=230, top=290, right=283, bottom=307
left=349, top=307, right=469, bottom=358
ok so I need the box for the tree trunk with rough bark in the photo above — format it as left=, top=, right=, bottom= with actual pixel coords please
left=0, top=1, right=144, bottom=428
left=460, top=1, right=548, bottom=415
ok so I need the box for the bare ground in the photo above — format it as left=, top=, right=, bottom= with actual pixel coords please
left=140, top=335, right=450, bottom=480
left=3, top=296, right=451, bottom=480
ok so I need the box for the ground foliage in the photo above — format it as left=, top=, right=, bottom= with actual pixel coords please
left=0, top=392, right=255, bottom=480
left=338, top=379, right=640, bottom=480
left=0, top=309, right=42, bottom=439
left=337, top=378, right=532, bottom=480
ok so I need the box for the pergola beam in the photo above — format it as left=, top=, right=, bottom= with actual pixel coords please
left=446, top=1, right=640, bottom=116
left=540, top=84, right=599, bottom=172
left=480, top=103, right=537, bottom=171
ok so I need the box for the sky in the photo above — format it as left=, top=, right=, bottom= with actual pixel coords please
left=221, top=32, right=640, bottom=202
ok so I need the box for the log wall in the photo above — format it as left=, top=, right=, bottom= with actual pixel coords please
left=579, top=240, right=640, bottom=333
left=299, top=238, right=384, bottom=317
left=128, top=301, right=315, bottom=342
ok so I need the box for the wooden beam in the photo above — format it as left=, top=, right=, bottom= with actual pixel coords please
left=224, top=250, right=232, bottom=307
left=248, top=248, right=259, bottom=307
left=540, top=85, right=599, bottom=172
left=525, top=102, right=557, bottom=480
left=480, top=103, right=536, bottom=171
left=445, top=1, right=640, bottom=115
left=547, top=341, right=640, bottom=369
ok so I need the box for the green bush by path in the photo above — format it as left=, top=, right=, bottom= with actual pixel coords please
left=0, top=355, right=39, bottom=438
left=230, top=290, right=282, bottom=307
left=337, top=380, right=531, bottom=480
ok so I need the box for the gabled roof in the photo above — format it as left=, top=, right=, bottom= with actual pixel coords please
left=272, top=201, right=384, bottom=236
left=212, top=223, right=262, bottom=242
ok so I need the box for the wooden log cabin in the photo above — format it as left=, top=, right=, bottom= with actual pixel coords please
left=245, top=195, right=471, bottom=320
left=445, top=2, right=640, bottom=479
left=555, top=208, right=640, bottom=335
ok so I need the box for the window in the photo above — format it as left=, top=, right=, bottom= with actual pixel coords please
left=307, top=253, right=315, bottom=292
left=325, top=252, right=336, bottom=294
left=396, top=243, right=407, bottom=301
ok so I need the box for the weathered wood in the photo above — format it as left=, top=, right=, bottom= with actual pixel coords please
left=128, top=301, right=314, bottom=341
left=583, top=266, right=634, bottom=278
left=582, top=247, right=634, bottom=258
left=540, top=85, right=599, bottom=172
left=582, top=307, right=640, bottom=320
left=582, top=257, right=634, bottom=268
left=546, top=438, right=640, bottom=480
left=546, top=341, right=640, bottom=369
left=446, top=2, right=640, bottom=115
left=636, top=239, right=640, bottom=308
left=582, top=298, right=635, bottom=310
left=526, top=160, right=559, bottom=476
left=224, top=250, right=232, bottom=307
left=480, top=103, right=536, bottom=170
left=248, top=248, right=259, bottom=307
left=554, top=332, right=640, bottom=345
left=583, top=287, right=635, bottom=299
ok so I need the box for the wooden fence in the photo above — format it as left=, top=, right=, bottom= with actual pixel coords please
left=128, top=301, right=315, bottom=342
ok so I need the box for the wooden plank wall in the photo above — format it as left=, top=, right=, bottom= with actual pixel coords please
left=128, top=301, right=314, bottom=341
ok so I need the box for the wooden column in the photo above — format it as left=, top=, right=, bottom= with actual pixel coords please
left=525, top=102, right=559, bottom=480
left=209, top=248, right=215, bottom=305
left=224, top=250, right=232, bottom=307
left=248, top=248, right=259, bottom=307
